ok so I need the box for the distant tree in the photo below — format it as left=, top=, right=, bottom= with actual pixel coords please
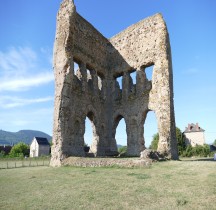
left=49, top=139, right=53, bottom=146
left=149, top=133, right=159, bottom=150
left=213, top=139, right=216, bottom=145
left=0, top=150, right=5, bottom=158
left=176, top=127, right=186, bottom=155
left=118, top=146, right=127, bottom=155
left=149, top=127, right=185, bottom=155
left=9, top=142, right=29, bottom=158
left=150, top=127, right=212, bottom=157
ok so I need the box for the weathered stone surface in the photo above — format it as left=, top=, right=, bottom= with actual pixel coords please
left=140, top=149, right=164, bottom=161
left=50, top=0, right=178, bottom=167
left=62, top=157, right=152, bottom=168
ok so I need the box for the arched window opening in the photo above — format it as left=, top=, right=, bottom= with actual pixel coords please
left=143, top=111, right=158, bottom=149
left=84, top=117, right=92, bottom=150
left=144, top=65, right=154, bottom=81
left=84, top=112, right=98, bottom=155
left=114, top=116, right=127, bottom=154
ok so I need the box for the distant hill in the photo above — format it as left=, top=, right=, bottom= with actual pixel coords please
left=0, top=130, right=52, bottom=145
left=117, top=144, right=126, bottom=148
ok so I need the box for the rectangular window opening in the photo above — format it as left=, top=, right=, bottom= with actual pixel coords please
left=97, top=75, right=102, bottom=90
left=144, top=65, right=154, bottom=81
left=116, top=76, right=123, bottom=90
left=86, top=68, right=92, bottom=81
left=73, top=60, right=80, bottom=76
left=130, top=70, right=136, bottom=85
left=97, top=72, right=104, bottom=91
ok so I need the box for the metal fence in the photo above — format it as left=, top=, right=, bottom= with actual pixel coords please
left=0, top=158, right=50, bottom=169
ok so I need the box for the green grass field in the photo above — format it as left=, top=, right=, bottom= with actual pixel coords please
left=0, top=159, right=215, bottom=210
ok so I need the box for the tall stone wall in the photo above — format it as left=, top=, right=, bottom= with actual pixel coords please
left=50, top=0, right=178, bottom=166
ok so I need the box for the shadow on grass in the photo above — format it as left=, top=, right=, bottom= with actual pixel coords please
left=180, top=157, right=215, bottom=162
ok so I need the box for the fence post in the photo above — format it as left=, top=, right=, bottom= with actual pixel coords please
left=15, top=162, right=16, bottom=168
left=7, top=162, right=8, bottom=169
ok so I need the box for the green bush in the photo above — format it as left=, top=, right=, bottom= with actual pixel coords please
left=9, top=142, right=29, bottom=158
left=182, top=145, right=192, bottom=157
left=181, top=144, right=211, bottom=157
left=118, top=146, right=127, bottom=155
left=0, top=150, right=5, bottom=158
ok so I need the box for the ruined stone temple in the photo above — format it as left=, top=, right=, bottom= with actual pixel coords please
left=50, top=0, right=178, bottom=166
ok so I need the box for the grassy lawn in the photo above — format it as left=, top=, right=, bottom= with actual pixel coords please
left=0, top=159, right=215, bottom=210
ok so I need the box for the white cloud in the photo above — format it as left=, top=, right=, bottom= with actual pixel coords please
left=0, top=47, right=37, bottom=77
left=0, top=72, right=54, bottom=92
left=0, top=46, right=54, bottom=92
left=0, top=96, right=54, bottom=108
left=0, top=46, right=54, bottom=134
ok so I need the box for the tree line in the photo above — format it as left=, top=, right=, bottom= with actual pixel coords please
left=0, top=142, right=29, bottom=158
left=149, top=127, right=215, bottom=157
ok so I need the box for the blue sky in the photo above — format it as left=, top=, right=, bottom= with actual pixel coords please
left=0, top=0, right=216, bottom=147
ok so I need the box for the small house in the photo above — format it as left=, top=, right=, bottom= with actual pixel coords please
left=30, top=137, right=50, bottom=157
left=183, top=123, right=205, bottom=147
